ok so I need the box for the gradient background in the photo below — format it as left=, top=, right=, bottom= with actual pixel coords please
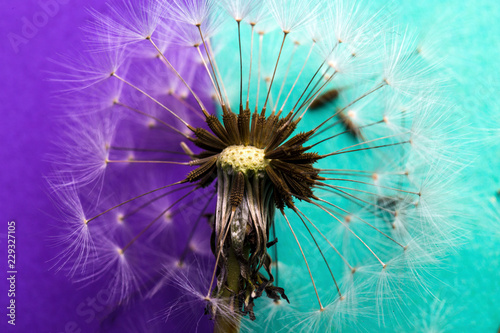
left=1, top=0, right=499, bottom=332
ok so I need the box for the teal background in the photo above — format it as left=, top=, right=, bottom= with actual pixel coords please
left=214, top=0, right=500, bottom=331
left=376, top=1, right=500, bottom=331
left=396, top=1, right=500, bottom=331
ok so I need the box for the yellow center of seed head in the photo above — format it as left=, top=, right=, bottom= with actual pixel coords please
left=218, top=145, right=269, bottom=174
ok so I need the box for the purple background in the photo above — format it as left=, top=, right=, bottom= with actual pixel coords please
left=0, top=1, right=120, bottom=332
left=1, top=2, right=216, bottom=332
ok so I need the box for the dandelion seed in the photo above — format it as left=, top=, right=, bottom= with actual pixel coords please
left=50, top=0, right=466, bottom=331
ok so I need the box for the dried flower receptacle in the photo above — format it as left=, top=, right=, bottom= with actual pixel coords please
left=191, top=109, right=327, bottom=328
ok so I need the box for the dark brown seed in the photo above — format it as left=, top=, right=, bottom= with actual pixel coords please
left=206, top=115, right=230, bottom=143
left=223, top=112, right=241, bottom=144
left=281, top=130, right=315, bottom=148
left=186, top=156, right=218, bottom=183
left=309, top=89, right=340, bottom=110
left=338, top=111, right=364, bottom=140
left=238, top=108, right=251, bottom=145
left=230, top=172, right=245, bottom=208
left=190, top=128, right=227, bottom=151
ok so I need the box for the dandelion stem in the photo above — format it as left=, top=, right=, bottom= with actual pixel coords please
left=246, top=24, right=255, bottom=110
left=196, top=45, right=224, bottom=106
left=262, top=32, right=288, bottom=115
left=282, top=210, right=324, bottom=311
left=85, top=181, right=185, bottom=224
left=207, top=40, right=232, bottom=112
left=314, top=81, right=387, bottom=133
left=320, top=169, right=390, bottom=174
left=237, top=20, right=244, bottom=112
left=170, top=92, right=206, bottom=120
left=106, top=160, right=189, bottom=165
left=147, top=37, right=209, bottom=116
left=264, top=76, right=275, bottom=111
left=322, top=178, right=420, bottom=196
left=310, top=120, right=385, bottom=147
left=122, top=185, right=194, bottom=220
left=322, top=184, right=396, bottom=201
left=341, top=82, right=387, bottom=113
left=114, top=101, right=189, bottom=138
left=311, top=119, right=343, bottom=139
left=120, top=188, right=197, bottom=254
left=214, top=246, right=242, bottom=333
left=255, top=32, right=264, bottom=113
left=295, top=206, right=354, bottom=272
left=289, top=42, right=339, bottom=116
left=292, top=208, right=342, bottom=297
left=323, top=140, right=411, bottom=157
left=274, top=42, right=298, bottom=112
left=271, top=220, right=279, bottom=286
left=287, top=61, right=329, bottom=121
left=322, top=131, right=410, bottom=155
left=297, top=67, right=334, bottom=113
left=111, top=74, right=191, bottom=128
left=109, top=146, right=189, bottom=155
left=295, top=71, right=338, bottom=119
left=316, top=198, right=406, bottom=249
left=178, top=192, right=215, bottom=265
left=280, top=41, right=316, bottom=112
left=197, top=25, right=225, bottom=111
left=309, top=201, right=386, bottom=268
left=316, top=185, right=396, bottom=215
left=206, top=210, right=235, bottom=298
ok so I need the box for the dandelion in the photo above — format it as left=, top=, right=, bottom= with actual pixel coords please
left=49, top=0, right=465, bottom=331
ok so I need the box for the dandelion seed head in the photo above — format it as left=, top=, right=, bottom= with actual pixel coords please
left=116, top=212, right=125, bottom=224
left=85, top=0, right=166, bottom=49
left=220, top=0, right=261, bottom=22
left=266, top=0, right=321, bottom=33
left=48, top=178, right=98, bottom=277
left=48, top=0, right=469, bottom=330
